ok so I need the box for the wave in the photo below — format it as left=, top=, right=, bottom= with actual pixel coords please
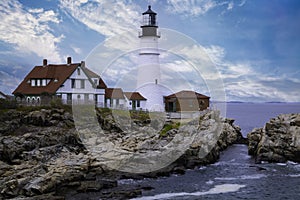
left=131, top=184, right=246, bottom=200
left=214, top=174, right=266, bottom=181
left=286, top=174, right=300, bottom=177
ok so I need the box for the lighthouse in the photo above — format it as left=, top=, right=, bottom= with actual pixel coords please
left=136, top=5, right=164, bottom=111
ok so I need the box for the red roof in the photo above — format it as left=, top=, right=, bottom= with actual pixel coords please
left=13, top=62, right=107, bottom=95
left=124, top=92, right=147, bottom=100
left=13, top=64, right=79, bottom=95
left=83, top=67, right=100, bottom=78
left=164, top=90, right=210, bottom=99
left=105, top=88, right=125, bottom=99
left=97, top=78, right=107, bottom=89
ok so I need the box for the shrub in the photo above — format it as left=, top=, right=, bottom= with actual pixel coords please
left=0, top=99, right=17, bottom=110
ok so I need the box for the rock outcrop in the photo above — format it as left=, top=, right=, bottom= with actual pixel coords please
left=247, top=113, right=300, bottom=163
left=0, top=107, right=245, bottom=199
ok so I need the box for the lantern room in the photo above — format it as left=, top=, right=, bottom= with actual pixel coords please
left=142, top=5, right=157, bottom=27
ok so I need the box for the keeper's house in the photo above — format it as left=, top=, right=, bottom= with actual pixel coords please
left=13, top=57, right=107, bottom=106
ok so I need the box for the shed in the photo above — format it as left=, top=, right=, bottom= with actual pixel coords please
left=164, top=90, right=210, bottom=112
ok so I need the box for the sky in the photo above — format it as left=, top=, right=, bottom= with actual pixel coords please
left=0, top=0, right=299, bottom=102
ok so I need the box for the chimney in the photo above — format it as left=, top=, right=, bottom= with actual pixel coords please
left=81, top=61, right=85, bottom=68
left=67, top=57, right=72, bottom=65
left=43, top=59, right=47, bottom=67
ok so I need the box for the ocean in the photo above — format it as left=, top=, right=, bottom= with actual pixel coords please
left=119, top=103, right=300, bottom=199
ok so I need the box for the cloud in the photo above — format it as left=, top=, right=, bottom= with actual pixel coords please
left=0, top=0, right=63, bottom=63
left=225, top=76, right=300, bottom=102
left=166, top=0, right=217, bottom=16
left=227, top=1, right=234, bottom=10
left=204, top=44, right=300, bottom=102
left=59, top=0, right=141, bottom=37
left=165, top=0, right=240, bottom=17
left=203, top=45, right=225, bottom=64
left=71, top=45, right=82, bottom=54
left=0, top=70, right=21, bottom=95
left=239, top=0, right=247, bottom=7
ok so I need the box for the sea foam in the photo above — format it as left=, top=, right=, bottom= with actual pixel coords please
left=131, top=184, right=246, bottom=200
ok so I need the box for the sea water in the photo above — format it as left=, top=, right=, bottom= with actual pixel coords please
left=120, top=103, right=300, bottom=199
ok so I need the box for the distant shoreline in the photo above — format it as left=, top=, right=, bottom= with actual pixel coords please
left=211, top=101, right=300, bottom=104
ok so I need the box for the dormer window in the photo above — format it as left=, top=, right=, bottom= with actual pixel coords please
left=31, top=79, right=36, bottom=87
left=54, top=78, right=58, bottom=82
left=42, top=79, right=46, bottom=86
left=30, top=79, right=49, bottom=87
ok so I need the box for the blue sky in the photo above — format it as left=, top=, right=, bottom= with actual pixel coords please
left=0, top=0, right=299, bottom=102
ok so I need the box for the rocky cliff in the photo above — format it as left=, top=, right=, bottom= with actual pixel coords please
left=0, top=108, right=245, bottom=199
left=248, top=113, right=300, bottom=163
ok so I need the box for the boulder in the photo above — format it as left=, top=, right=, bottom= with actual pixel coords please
left=247, top=113, right=300, bottom=163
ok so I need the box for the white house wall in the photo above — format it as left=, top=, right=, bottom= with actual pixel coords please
left=125, top=97, right=147, bottom=111
left=56, top=66, right=105, bottom=105
left=107, top=99, right=126, bottom=109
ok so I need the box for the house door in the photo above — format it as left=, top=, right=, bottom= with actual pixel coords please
left=132, top=100, right=136, bottom=110
left=168, top=101, right=176, bottom=112
left=67, top=93, right=72, bottom=104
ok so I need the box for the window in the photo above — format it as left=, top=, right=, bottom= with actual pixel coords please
left=94, top=79, right=98, bottom=85
left=77, top=94, right=81, bottom=99
left=37, top=79, right=40, bottom=86
left=80, top=80, right=85, bottom=89
left=31, top=79, right=36, bottom=87
left=137, top=100, right=140, bottom=107
left=77, top=68, right=81, bottom=75
left=67, top=93, right=72, bottom=101
left=84, top=94, right=89, bottom=101
left=42, top=79, right=46, bottom=86
left=71, top=79, right=75, bottom=88
left=116, top=99, right=119, bottom=106
left=189, top=100, right=193, bottom=108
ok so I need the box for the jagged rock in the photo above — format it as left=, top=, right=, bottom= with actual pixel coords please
left=0, top=108, right=246, bottom=199
left=247, top=113, right=300, bottom=163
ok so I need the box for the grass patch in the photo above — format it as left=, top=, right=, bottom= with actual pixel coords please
left=159, top=122, right=181, bottom=137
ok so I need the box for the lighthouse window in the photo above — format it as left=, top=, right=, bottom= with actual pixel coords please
left=150, top=14, right=155, bottom=25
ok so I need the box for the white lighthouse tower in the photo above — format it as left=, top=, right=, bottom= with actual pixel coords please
left=137, top=5, right=164, bottom=111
